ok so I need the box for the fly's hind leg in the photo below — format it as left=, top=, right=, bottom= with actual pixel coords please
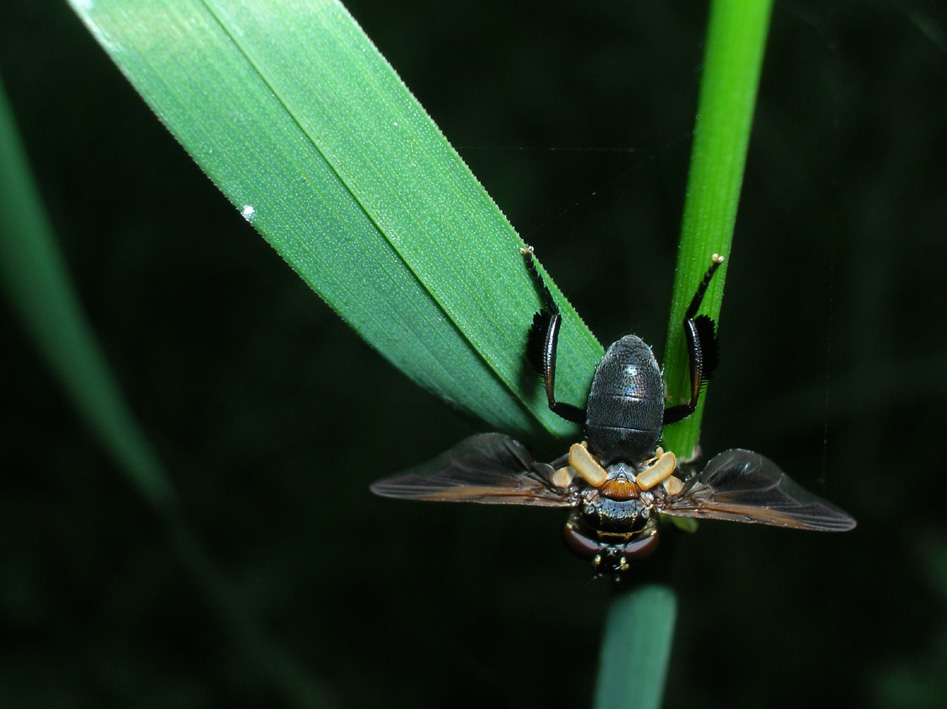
left=663, top=254, right=725, bottom=425
left=521, top=247, right=586, bottom=425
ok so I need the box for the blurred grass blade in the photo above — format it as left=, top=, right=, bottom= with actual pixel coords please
left=0, top=76, right=172, bottom=506
left=594, top=585, right=677, bottom=709
left=662, top=0, right=773, bottom=458
left=0, top=73, right=330, bottom=709
left=66, top=0, right=602, bottom=439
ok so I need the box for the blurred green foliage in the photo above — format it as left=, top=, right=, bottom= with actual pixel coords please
left=1, top=1, right=946, bottom=707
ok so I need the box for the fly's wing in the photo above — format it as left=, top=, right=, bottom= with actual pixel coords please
left=661, top=449, right=856, bottom=531
left=370, top=433, right=578, bottom=507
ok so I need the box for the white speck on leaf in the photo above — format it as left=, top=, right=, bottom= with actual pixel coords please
left=241, top=205, right=256, bottom=223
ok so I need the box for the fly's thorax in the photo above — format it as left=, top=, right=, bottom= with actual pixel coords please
left=585, top=336, right=664, bottom=465
left=597, top=460, right=641, bottom=499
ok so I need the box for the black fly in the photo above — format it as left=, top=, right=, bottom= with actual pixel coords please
left=371, top=248, right=856, bottom=576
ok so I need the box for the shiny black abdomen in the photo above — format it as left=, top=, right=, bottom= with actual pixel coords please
left=585, top=335, right=664, bottom=465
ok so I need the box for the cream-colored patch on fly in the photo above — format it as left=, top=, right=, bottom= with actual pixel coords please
left=636, top=451, right=677, bottom=491
left=569, top=442, right=607, bottom=487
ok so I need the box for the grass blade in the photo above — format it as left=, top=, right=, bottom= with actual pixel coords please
left=661, top=0, right=773, bottom=458
left=594, top=585, right=677, bottom=709
left=0, top=75, right=173, bottom=506
left=596, top=2, right=773, bottom=706
left=0, top=74, right=330, bottom=708
left=66, top=0, right=603, bottom=439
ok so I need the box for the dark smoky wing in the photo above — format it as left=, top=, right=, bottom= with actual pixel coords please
left=661, top=449, right=856, bottom=531
left=370, top=433, right=578, bottom=507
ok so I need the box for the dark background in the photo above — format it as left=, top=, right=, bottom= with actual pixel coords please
left=2, top=1, right=946, bottom=707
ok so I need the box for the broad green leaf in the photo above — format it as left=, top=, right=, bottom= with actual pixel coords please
left=67, top=0, right=603, bottom=439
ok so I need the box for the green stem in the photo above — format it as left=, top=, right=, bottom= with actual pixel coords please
left=595, top=3, right=772, bottom=707
left=662, top=0, right=773, bottom=459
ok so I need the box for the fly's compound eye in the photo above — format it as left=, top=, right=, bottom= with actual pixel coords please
left=562, top=520, right=660, bottom=572
left=620, top=533, right=659, bottom=563
left=562, top=520, right=599, bottom=561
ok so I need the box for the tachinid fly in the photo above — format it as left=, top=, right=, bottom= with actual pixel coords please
left=371, top=248, right=856, bottom=576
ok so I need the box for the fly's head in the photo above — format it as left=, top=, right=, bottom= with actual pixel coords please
left=562, top=506, right=661, bottom=576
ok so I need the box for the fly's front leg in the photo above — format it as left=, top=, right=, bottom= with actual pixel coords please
left=663, top=254, right=724, bottom=425
left=521, top=247, right=586, bottom=424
